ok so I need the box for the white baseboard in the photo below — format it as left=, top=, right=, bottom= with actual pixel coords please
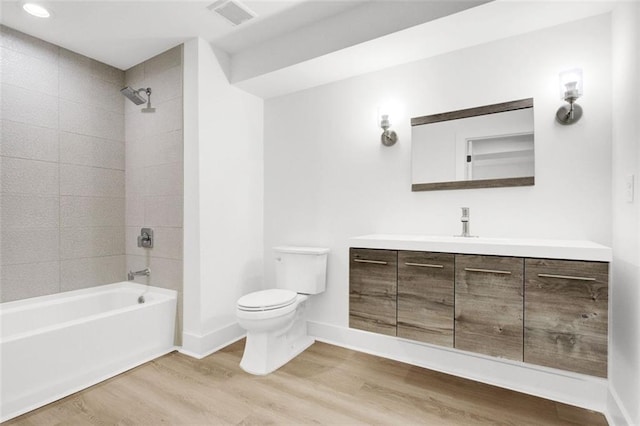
left=606, top=384, right=635, bottom=426
left=181, top=322, right=246, bottom=359
left=308, top=321, right=608, bottom=413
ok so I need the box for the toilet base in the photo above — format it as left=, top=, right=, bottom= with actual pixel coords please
left=240, top=333, right=314, bottom=375
left=239, top=298, right=314, bottom=375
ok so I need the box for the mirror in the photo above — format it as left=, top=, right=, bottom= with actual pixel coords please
left=411, top=98, right=534, bottom=191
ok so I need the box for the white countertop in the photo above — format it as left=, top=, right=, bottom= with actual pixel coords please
left=349, top=234, right=612, bottom=262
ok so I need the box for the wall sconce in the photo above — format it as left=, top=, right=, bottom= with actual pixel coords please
left=556, top=68, right=583, bottom=125
left=380, top=114, right=398, bottom=146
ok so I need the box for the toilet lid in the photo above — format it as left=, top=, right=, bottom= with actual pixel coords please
left=237, top=289, right=297, bottom=311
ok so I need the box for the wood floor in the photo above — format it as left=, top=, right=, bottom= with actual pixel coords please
left=5, top=339, right=607, bottom=425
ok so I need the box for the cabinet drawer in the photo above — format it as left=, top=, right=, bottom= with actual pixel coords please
left=398, top=251, right=454, bottom=347
left=455, top=255, right=524, bottom=361
left=524, top=258, right=608, bottom=377
left=349, top=248, right=397, bottom=336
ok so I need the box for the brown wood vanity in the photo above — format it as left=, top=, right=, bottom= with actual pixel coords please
left=349, top=241, right=610, bottom=378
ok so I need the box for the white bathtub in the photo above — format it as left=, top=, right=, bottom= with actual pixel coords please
left=0, top=282, right=177, bottom=422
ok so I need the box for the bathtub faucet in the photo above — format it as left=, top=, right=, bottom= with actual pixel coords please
left=128, top=268, right=150, bottom=281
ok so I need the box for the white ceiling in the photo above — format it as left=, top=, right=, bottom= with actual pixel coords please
left=235, top=0, right=617, bottom=98
left=0, top=0, right=367, bottom=69
left=0, top=0, right=617, bottom=99
left=0, top=0, right=487, bottom=69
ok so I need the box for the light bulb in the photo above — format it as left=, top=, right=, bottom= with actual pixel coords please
left=559, top=68, right=583, bottom=100
left=380, top=114, right=390, bottom=129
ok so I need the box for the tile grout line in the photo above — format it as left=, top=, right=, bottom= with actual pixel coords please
left=1, top=155, right=126, bottom=171
left=57, top=45, right=62, bottom=294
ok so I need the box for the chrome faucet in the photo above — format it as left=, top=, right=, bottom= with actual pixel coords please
left=128, top=268, right=150, bottom=281
left=137, top=228, right=153, bottom=248
left=457, top=207, right=476, bottom=238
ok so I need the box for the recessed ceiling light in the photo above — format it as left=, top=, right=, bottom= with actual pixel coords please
left=23, top=3, right=51, bottom=18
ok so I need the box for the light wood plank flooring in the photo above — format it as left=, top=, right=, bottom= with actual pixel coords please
left=5, top=339, right=607, bottom=425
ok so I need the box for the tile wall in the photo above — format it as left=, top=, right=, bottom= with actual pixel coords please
left=124, top=46, right=184, bottom=340
left=0, top=26, right=126, bottom=301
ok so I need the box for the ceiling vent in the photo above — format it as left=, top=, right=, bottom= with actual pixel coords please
left=207, top=0, right=256, bottom=26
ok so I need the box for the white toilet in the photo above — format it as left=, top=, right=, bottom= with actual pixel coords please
left=236, top=246, right=329, bottom=375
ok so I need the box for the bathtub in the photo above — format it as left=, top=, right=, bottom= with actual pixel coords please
left=0, top=282, right=177, bottom=422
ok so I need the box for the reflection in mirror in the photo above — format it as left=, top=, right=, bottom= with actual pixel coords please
left=411, top=98, right=534, bottom=191
left=466, top=130, right=534, bottom=180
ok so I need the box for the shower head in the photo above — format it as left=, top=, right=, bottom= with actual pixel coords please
left=120, top=87, right=147, bottom=105
left=121, top=87, right=156, bottom=113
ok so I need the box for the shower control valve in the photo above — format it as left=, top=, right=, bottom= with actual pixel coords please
left=137, top=228, right=154, bottom=248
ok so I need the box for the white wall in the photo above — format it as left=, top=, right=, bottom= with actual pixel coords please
left=262, top=12, right=616, bottom=413
left=609, top=2, right=640, bottom=425
left=182, top=38, right=264, bottom=356
left=264, top=14, right=612, bottom=328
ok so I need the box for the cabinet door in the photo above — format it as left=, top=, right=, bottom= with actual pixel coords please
left=397, top=251, right=454, bottom=347
left=349, top=248, right=397, bottom=336
left=524, top=259, right=608, bottom=377
left=455, top=255, right=524, bottom=361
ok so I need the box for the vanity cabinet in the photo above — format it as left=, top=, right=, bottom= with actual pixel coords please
left=348, top=236, right=610, bottom=378
left=349, top=248, right=397, bottom=336
left=455, top=255, right=524, bottom=361
left=397, top=251, right=454, bottom=347
left=524, top=259, right=609, bottom=377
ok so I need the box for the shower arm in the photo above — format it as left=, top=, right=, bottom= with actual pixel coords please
left=142, top=88, right=153, bottom=109
left=135, top=88, right=152, bottom=101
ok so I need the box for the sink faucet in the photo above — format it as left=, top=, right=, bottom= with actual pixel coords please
left=128, top=268, right=150, bottom=281
left=457, top=207, right=476, bottom=238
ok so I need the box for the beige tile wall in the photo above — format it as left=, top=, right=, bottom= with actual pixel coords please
left=0, top=26, right=126, bottom=302
left=124, top=46, right=184, bottom=341
left=0, top=27, right=184, bottom=328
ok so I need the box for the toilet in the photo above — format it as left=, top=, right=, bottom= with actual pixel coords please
left=236, top=246, right=329, bottom=375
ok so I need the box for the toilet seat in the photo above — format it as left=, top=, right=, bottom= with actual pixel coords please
left=237, top=289, right=297, bottom=312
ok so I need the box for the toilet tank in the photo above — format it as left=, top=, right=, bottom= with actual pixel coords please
left=274, top=246, right=329, bottom=294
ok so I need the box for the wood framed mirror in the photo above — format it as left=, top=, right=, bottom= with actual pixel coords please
left=411, top=98, right=534, bottom=191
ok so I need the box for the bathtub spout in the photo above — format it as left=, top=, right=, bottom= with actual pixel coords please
left=128, top=268, right=150, bottom=281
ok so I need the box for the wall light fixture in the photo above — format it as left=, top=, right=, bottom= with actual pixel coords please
left=556, top=68, right=583, bottom=125
left=380, top=114, right=397, bottom=146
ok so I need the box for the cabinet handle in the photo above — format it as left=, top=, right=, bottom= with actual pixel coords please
left=464, top=267, right=512, bottom=275
left=405, top=262, right=444, bottom=268
left=353, top=259, right=388, bottom=265
left=537, top=273, right=596, bottom=281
